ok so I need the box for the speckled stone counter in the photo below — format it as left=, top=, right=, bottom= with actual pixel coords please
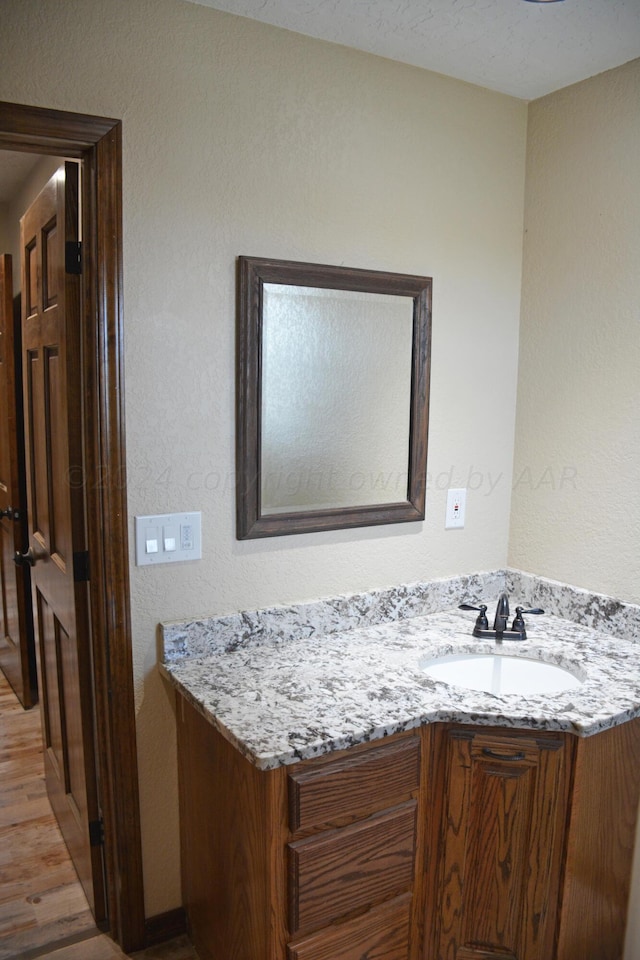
left=160, top=569, right=640, bottom=770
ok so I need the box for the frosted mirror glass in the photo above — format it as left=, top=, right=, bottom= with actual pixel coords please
left=236, top=257, right=432, bottom=539
left=261, top=285, right=412, bottom=513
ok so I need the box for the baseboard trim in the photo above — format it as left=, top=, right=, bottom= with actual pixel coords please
left=144, top=907, right=187, bottom=946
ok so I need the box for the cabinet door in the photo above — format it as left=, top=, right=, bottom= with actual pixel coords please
left=430, top=727, right=569, bottom=960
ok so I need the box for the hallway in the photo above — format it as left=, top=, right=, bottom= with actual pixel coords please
left=0, top=670, right=198, bottom=960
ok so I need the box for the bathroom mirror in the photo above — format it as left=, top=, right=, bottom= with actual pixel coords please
left=236, top=256, right=432, bottom=538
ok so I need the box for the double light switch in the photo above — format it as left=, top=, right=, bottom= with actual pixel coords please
left=135, top=512, right=202, bottom=565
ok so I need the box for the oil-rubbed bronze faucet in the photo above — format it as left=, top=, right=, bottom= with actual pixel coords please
left=459, top=592, right=544, bottom=642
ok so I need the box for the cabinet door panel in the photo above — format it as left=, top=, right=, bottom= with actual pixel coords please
left=289, top=800, right=416, bottom=934
left=433, top=729, right=568, bottom=960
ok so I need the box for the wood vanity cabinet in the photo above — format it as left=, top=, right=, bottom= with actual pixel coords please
left=176, top=696, right=640, bottom=960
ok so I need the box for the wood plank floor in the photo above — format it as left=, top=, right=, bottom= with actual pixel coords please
left=0, top=670, right=200, bottom=960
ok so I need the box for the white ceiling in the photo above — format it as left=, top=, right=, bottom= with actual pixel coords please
left=185, top=0, right=640, bottom=100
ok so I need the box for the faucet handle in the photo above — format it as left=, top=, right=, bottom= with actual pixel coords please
left=511, top=605, right=545, bottom=636
left=459, top=603, right=489, bottom=630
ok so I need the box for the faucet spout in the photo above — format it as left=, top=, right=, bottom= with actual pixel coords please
left=493, top=592, right=510, bottom=638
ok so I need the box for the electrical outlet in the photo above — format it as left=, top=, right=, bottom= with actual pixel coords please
left=445, top=488, right=466, bottom=529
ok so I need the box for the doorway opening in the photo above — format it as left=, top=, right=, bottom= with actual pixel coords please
left=0, top=101, right=145, bottom=954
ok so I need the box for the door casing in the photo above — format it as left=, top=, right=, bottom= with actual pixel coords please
left=0, top=101, right=145, bottom=953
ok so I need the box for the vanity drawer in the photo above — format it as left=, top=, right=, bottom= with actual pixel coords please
left=288, top=734, right=420, bottom=832
left=287, top=893, right=412, bottom=960
left=288, top=800, right=417, bottom=934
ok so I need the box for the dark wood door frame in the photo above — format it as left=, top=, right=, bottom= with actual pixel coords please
left=0, top=101, right=145, bottom=952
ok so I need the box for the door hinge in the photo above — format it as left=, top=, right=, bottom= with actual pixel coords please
left=89, top=817, right=105, bottom=847
left=65, top=240, right=82, bottom=275
left=73, top=550, right=90, bottom=582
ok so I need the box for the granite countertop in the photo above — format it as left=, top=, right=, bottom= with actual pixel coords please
left=160, top=571, right=640, bottom=770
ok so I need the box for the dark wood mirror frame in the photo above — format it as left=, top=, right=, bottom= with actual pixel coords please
left=236, top=256, right=432, bottom=539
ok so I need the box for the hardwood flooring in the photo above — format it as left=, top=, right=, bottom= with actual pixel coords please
left=0, top=671, right=200, bottom=960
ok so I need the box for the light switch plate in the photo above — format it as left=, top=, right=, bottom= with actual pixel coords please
left=135, top=512, right=202, bottom=565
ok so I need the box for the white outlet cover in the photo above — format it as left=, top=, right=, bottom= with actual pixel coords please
left=445, top=488, right=466, bottom=529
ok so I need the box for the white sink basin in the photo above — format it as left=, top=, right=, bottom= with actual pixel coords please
left=421, top=653, right=583, bottom=695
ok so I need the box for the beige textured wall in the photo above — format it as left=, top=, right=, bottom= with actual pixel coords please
left=509, top=59, right=640, bottom=602
left=0, top=0, right=527, bottom=914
